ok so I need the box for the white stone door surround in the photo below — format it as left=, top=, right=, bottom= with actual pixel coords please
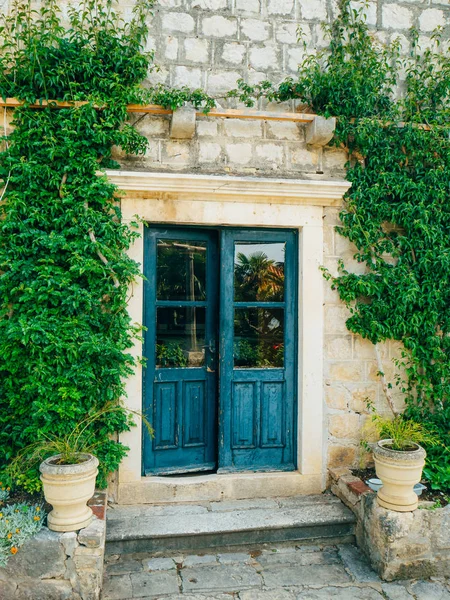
left=106, top=170, right=351, bottom=504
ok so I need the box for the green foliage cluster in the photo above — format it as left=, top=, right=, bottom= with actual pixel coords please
left=229, top=0, right=450, bottom=490
left=1, top=0, right=448, bottom=495
left=6, top=402, right=153, bottom=476
left=156, top=343, right=188, bottom=368
left=0, top=0, right=214, bottom=492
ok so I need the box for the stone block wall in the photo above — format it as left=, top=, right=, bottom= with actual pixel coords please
left=0, top=494, right=107, bottom=600
left=114, top=0, right=448, bottom=99
left=2, top=0, right=449, bottom=478
left=35, top=0, right=446, bottom=104
left=331, top=468, right=450, bottom=580
left=323, top=207, right=408, bottom=471
left=0, top=518, right=105, bottom=600
left=114, top=114, right=348, bottom=177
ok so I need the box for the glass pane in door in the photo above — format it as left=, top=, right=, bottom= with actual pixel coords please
left=234, top=242, right=285, bottom=301
left=157, top=239, right=207, bottom=301
left=234, top=308, right=284, bottom=367
left=156, top=306, right=206, bottom=368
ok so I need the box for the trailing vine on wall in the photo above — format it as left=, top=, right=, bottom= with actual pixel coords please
left=0, top=0, right=215, bottom=491
left=229, top=0, right=450, bottom=491
left=0, top=0, right=448, bottom=494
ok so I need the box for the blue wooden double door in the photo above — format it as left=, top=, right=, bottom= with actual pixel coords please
left=143, top=227, right=297, bottom=475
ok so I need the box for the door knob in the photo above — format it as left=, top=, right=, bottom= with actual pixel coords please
left=202, top=341, right=216, bottom=354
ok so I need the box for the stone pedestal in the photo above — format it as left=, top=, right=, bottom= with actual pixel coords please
left=330, top=468, right=450, bottom=581
left=0, top=492, right=107, bottom=600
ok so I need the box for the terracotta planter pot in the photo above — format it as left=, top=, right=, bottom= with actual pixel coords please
left=39, top=453, right=99, bottom=532
left=373, top=439, right=426, bottom=512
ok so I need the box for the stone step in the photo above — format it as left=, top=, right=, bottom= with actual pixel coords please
left=106, top=494, right=356, bottom=555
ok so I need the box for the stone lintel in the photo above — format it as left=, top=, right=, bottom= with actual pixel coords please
left=106, top=170, right=351, bottom=207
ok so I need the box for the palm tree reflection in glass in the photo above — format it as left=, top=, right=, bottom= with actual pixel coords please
left=234, top=245, right=285, bottom=368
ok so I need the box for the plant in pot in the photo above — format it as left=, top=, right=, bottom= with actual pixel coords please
left=365, top=414, right=438, bottom=512
left=8, top=404, right=153, bottom=533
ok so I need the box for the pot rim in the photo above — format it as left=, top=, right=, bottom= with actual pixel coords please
left=377, top=439, right=422, bottom=453
left=374, top=438, right=426, bottom=461
left=39, top=452, right=99, bottom=475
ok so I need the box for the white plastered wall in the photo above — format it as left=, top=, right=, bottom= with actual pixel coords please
left=107, top=171, right=350, bottom=504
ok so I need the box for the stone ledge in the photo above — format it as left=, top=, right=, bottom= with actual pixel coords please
left=106, top=170, right=351, bottom=206
left=88, top=491, right=107, bottom=521
left=330, top=468, right=450, bottom=581
left=0, top=492, right=108, bottom=600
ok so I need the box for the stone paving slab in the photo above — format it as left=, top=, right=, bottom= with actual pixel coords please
left=261, top=563, right=351, bottom=588
left=101, top=542, right=450, bottom=600
left=102, top=574, right=133, bottom=600
left=106, top=558, right=145, bottom=576
left=295, top=587, right=384, bottom=599
left=210, top=499, right=280, bottom=512
left=382, top=582, right=415, bottom=600
left=337, top=544, right=381, bottom=583
left=410, top=581, right=450, bottom=600
left=277, top=495, right=342, bottom=509
left=239, top=590, right=297, bottom=600
left=181, top=563, right=262, bottom=593
left=256, top=546, right=340, bottom=567
left=130, top=571, right=179, bottom=597
left=107, top=504, right=210, bottom=520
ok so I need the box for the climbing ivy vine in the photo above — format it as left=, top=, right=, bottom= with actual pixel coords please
left=0, top=0, right=449, bottom=494
left=229, top=0, right=450, bottom=491
left=0, top=0, right=215, bottom=491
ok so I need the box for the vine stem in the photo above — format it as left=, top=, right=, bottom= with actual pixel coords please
left=375, top=342, right=398, bottom=416
left=0, top=108, right=11, bottom=204
left=84, top=201, right=120, bottom=289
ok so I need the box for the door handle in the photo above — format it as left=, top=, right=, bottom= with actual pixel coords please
left=202, top=341, right=216, bottom=354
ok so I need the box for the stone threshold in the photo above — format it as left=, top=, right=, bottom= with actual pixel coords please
left=116, top=471, right=324, bottom=505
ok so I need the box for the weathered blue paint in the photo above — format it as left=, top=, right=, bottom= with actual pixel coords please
left=219, top=229, right=297, bottom=472
left=143, top=228, right=218, bottom=475
left=143, top=227, right=297, bottom=475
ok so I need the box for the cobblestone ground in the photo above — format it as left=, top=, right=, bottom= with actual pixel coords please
left=102, top=543, right=450, bottom=600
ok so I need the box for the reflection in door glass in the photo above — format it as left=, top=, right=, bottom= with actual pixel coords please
left=156, top=307, right=206, bottom=368
left=234, top=308, right=284, bottom=368
left=234, top=242, right=285, bottom=302
left=157, top=239, right=207, bottom=301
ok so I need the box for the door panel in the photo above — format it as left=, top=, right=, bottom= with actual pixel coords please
left=143, top=228, right=218, bottom=475
left=232, top=382, right=257, bottom=448
left=219, top=229, right=297, bottom=472
left=261, top=382, right=285, bottom=448
left=143, top=226, right=297, bottom=476
left=153, top=382, right=178, bottom=450
left=183, top=381, right=207, bottom=447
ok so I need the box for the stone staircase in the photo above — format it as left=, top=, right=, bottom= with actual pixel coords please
left=105, top=494, right=356, bottom=556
